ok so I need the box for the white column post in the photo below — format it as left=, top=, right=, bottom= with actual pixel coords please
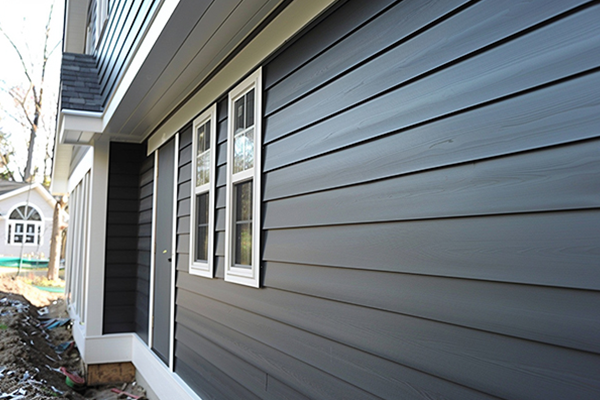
left=85, top=137, right=110, bottom=337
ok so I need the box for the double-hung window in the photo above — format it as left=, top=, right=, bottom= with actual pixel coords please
left=189, top=105, right=217, bottom=277
left=225, top=68, right=262, bottom=287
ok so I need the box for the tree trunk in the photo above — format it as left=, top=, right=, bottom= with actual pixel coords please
left=47, top=196, right=66, bottom=281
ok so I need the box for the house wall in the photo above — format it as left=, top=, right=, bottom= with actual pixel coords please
left=170, top=0, right=600, bottom=399
left=0, top=189, right=55, bottom=259
left=93, top=0, right=161, bottom=108
left=103, top=142, right=150, bottom=335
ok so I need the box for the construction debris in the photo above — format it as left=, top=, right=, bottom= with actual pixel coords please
left=0, top=278, right=148, bottom=400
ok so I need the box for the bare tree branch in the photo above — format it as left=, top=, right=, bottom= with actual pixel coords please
left=0, top=26, right=34, bottom=86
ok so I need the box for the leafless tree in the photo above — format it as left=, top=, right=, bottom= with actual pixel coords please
left=0, top=2, right=64, bottom=279
left=0, top=1, right=60, bottom=183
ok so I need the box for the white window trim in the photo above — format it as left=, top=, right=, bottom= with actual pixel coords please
left=224, top=68, right=262, bottom=288
left=5, top=203, right=44, bottom=246
left=189, top=105, right=217, bottom=277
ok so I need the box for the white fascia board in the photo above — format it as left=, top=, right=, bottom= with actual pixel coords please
left=61, top=110, right=104, bottom=134
left=147, top=0, right=338, bottom=154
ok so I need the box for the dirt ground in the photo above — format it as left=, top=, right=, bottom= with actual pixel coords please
left=0, top=275, right=147, bottom=400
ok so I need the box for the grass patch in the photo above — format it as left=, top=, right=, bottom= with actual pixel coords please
left=23, top=276, right=65, bottom=289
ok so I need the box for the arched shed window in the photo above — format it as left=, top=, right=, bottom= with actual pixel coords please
left=7, top=205, right=42, bottom=245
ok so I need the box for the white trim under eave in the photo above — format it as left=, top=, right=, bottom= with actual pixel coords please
left=146, top=0, right=338, bottom=155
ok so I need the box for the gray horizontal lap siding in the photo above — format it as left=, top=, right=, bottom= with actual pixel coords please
left=103, top=142, right=152, bottom=341
left=173, top=0, right=600, bottom=399
left=104, top=143, right=145, bottom=334
left=94, top=0, right=160, bottom=108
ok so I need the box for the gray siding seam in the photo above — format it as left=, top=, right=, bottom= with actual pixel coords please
left=263, top=207, right=600, bottom=230
left=263, top=135, right=600, bottom=203
left=264, top=2, right=598, bottom=146
left=175, top=291, right=503, bottom=400
left=265, top=0, right=476, bottom=117
left=179, top=274, right=599, bottom=355
left=264, top=0, right=405, bottom=92
left=260, top=271, right=600, bottom=355
left=175, top=306, right=382, bottom=400
left=264, top=66, right=600, bottom=174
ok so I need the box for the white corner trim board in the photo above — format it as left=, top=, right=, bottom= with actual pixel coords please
left=146, top=0, right=338, bottom=155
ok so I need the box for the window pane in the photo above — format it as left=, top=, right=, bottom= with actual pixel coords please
left=195, top=193, right=209, bottom=262
left=14, top=235, right=22, bottom=243
left=234, top=97, right=245, bottom=133
left=235, top=222, right=252, bottom=266
left=26, top=224, right=35, bottom=234
left=196, top=152, right=210, bottom=186
left=9, top=209, right=22, bottom=220
left=197, top=124, right=206, bottom=153
left=204, top=121, right=211, bottom=151
left=235, top=181, right=252, bottom=221
left=234, top=181, right=253, bottom=266
left=9, top=206, right=40, bottom=221
left=15, top=224, right=23, bottom=233
left=7, top=225, right=11, bottom=244
left=196, top=121, right=211, bottom=187
left=25, top=234, right=34, bottom=244
left=245, top=89, right=254, bottom=128
left=233, top=127, right=254, bottom=174
left=245, top=128, right=254, bottom=170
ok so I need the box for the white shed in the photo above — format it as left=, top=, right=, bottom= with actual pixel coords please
left=0, top=182, right=56, bottom=260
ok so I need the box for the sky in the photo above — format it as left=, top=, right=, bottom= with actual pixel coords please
left=0, top=0, right=64, bottom=183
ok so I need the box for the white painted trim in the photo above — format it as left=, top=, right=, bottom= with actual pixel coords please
left=67, top=146, right=93, bottom=193
left=62, top=109, right=105, bottom=118
left=147, top=0, right=338, bottom=154
left=61, top=112, right=104, bottom=133
left=84, top=139, right=110, bottom=337
left=148, top=151, right=159, bottom=348
left=189, top=104, right=217, bottom=278
left=224, top=68, right=262, bottom=288
left=169, top=133, right=179, bottom=372
left=74, top=332, right=202, bottom=400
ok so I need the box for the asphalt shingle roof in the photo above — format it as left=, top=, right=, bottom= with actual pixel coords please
left=0, top=182, right=28, bottom=196
left=60, top=53, right=103, bottom=112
